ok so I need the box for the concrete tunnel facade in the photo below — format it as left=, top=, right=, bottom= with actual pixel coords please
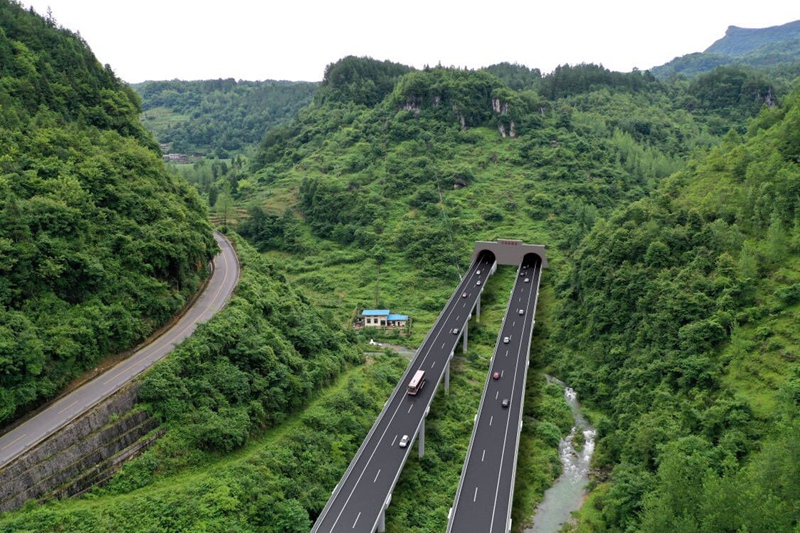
left=471, top=239, right=548, bottom=269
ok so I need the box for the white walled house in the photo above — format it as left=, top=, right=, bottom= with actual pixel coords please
left=359, top=310, right=409, bottom=329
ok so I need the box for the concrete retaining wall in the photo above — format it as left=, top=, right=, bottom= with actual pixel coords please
left=0, top=384, right=161, bottom=512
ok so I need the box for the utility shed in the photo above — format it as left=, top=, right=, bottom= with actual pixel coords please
left=387, top=314, right=409, bottom=328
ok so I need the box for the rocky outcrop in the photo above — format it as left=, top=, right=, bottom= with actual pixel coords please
left=0, top=384, right=161, bottom=512
left=491, top=97, right=509, bottom=115
left=498, top=121, right=517, bottom=138
left=402, top=96, right=423, bottom=114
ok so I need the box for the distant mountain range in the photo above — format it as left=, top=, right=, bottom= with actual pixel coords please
left=651, top=19, right=800, bottom=79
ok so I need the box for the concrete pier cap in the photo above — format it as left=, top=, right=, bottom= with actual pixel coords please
left=472, top=239, right=548, bottom=269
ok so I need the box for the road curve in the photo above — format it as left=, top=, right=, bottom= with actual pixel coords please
left=0, top=231, right=240, bottom=470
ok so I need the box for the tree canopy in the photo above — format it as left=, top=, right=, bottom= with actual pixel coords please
left=0, top=0, right=216, bottom=425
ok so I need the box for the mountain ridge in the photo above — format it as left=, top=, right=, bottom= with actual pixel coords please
left=651, top=18, right=800, bottom=79
left=705, top=20, right=800, bottom=56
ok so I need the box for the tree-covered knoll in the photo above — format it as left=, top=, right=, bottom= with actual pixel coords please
left=0, top=2, right=153, bottom=147
left=0, top=1, right=216, bottom=425
left=316, top=55, right=412, bottom=108
left=133, top=78, right=317, bottom=157
left=246, top=64, right=717, bottom=279
left=553, top=90, right=800, bottom=532
left=481, top=62, right=542, bottom=91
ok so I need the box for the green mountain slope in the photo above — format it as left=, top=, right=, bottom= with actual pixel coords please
left=705, top=20, right=800, bottom=56
left=132, top=78, right=317, bottom=158
left=557, top=90, right=800, bottom=533
left=0, top=235, right=373, bottom=532
left=0, top=1, right=216, bottom=425
left=652, top=19, right=800, bottom=80
left=239, top=58, right=798, bottom=531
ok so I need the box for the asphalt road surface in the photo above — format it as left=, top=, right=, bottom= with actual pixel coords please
left=448, top=254, right=543, bottom=533
left=0, top=231, right=239, bottom=470
left=312, top=252, right=496, bottom=533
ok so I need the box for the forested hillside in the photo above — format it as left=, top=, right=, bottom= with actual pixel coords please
left=237, top=57, right=799, bottom=531
left=0, top=1, right=216, bottom=425
left=551, top=92, right=800, bottom=532
left=133, top=78, right=317, bottom=157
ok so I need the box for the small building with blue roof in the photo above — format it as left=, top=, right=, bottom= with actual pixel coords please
left=359, top=309, right=409, bottom=328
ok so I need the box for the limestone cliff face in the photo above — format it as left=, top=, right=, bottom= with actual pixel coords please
left=492, top=96, right=516, bottom=137
left=497, top=121, right=517, bottom=138
left=402, top=95, right=423, bottom=114
left=491, top=97, right=509, bottom=115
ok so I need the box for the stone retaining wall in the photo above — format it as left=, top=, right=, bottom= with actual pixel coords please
left=0, top=384, right=161, bottom=512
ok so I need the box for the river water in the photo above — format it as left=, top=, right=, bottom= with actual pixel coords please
left=525, top=382, right=596, bottom=533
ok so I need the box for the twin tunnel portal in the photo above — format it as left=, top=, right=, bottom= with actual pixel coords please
left=313, top=240, right=547, bottom=533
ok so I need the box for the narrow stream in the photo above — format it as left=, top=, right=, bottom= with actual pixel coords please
left=526, top=379, right=596, bottom=533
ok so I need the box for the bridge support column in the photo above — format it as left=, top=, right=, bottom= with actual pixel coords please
left=378, top=494, right=391, bottom=533
left=462, top=324, right=468, bottom=353
left=476, top=293, right=481, bottom=322
left=419, top=409, right=428, bottom=458
left=378, top=508, right=386, bottom=532
left=444, top=352, right=452, bottom=393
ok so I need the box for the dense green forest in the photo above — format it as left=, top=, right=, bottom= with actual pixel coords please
left=553, top=91, right=800, bottom=532
left=2, top=5, right=800, bottom=531
left=0, top=1, right=216, bottom=425
left=132, top=79, right=317, bottom=158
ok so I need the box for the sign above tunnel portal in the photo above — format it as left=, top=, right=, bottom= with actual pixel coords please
left=472, top=240, right=548, bottom=269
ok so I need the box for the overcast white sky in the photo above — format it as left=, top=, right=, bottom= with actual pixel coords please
left=21, top=0, right=800, bottom=83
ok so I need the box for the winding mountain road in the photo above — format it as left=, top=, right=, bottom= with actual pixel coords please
left=0, top=231, right=240, bottom=470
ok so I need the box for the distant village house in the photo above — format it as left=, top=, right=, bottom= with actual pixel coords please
left=163, top=153, right=189, bottom=163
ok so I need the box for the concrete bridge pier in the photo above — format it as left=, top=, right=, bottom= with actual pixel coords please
left=445, top=351, right=454, bottom=393
left=462, top=324, right=468, bottom=353
left=378, top=494, right=391, bottom=532
left=476, top=292, right=481, bottom=322
left=419, top=407, right=429, bottom=459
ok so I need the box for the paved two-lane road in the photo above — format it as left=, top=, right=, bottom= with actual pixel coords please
left=0, top=231, right=240, bottom=470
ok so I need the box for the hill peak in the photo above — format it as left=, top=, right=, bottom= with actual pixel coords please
left=704, top=19, right=800, bottom=56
